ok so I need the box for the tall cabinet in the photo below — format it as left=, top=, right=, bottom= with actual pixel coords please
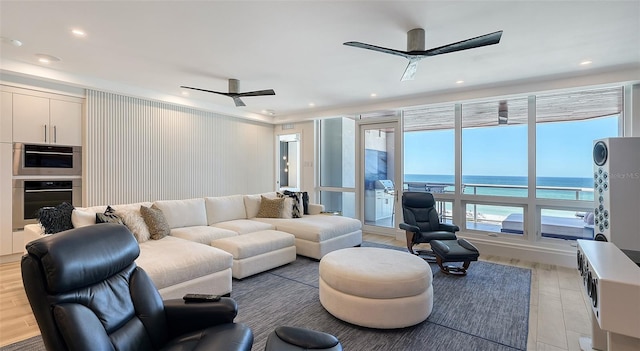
left=0, top=86, right=83, bottom=260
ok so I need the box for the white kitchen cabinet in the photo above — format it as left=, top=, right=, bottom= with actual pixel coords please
left=1, top=92, right=12, bottom=143
left=50, top=99, right=82, bottom=146
left=12, top=93, right=82, bottom=146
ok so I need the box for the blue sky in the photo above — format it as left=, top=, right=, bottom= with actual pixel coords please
left=404, top=116, right=618, bottom=178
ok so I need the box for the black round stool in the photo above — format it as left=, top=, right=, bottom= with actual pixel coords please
left=264, top=326, right=342, bottom=351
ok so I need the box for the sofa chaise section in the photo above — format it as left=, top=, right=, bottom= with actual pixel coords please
left=254, top=215, right=362, bottom=260
left=137, top=235, right=233, bottom=298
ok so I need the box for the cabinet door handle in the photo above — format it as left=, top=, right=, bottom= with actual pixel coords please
left=44, top=125, right=47, bottom=143
left=54, top=125, right=57, bottom=143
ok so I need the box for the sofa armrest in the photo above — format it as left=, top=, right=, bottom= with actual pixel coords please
left=308, top=203, right=324, bottom=215
left=164, top=297, right=238, bottom=339
left=24, top=224, right=47, bottom=252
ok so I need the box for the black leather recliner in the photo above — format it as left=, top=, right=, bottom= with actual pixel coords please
left=399, top=192, right=459, bottom=259
left=21, top=223, right=253, bottom=351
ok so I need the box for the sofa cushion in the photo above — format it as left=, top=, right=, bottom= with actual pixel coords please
left=71, top=209, right=96, bottom=228
left=205, top=195, right=247, bottom=225
left=170, top=226, right=238, bottom=245
left=213, top=219, right=275, bottom=234
left=244, top=192, right=277, bottom=218
left=136, top=236, right=232, bottom=290
left=153, top=198, right=207, bottom=229
left=255, top=215, right=362, bottom=242
left=211, top=230, right=295, bottom=259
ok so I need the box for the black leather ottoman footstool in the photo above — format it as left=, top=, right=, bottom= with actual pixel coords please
left=430, top=239, right=480, bottom=276
left=265, top=326, right=342, bottom=351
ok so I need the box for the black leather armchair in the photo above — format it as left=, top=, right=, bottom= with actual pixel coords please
left=399, top=192, right=459, bottom=259
left=21, top=223, right=253, bottom=351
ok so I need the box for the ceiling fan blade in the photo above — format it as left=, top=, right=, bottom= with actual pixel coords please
left=232, top=97, right=246, bottom=107
left=238, top=89, right=276, bottom=97
left=401, top=58, right=421, bottom=81
left=180, top=85, right=229, bottom=96
left=420, top=30, right=503, bottom=56
left=343, top=41, right=412, bottom=59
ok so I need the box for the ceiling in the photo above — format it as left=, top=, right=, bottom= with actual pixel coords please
left=1, top=1, right=639, bottom=124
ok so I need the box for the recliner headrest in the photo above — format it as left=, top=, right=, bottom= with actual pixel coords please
left=402, top=192, right=436, bottom=208
left=25, top=223, right=140, bottom=294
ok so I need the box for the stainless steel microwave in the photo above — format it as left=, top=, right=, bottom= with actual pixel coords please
left=13, top=143, right=82, bottom=176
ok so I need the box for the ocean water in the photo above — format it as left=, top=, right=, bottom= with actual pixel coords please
left=403, top=174, right=594, bottom=219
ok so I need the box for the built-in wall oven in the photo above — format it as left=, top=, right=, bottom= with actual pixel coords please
left=12, top=179, right=82, bottom=230
left=13, top=143, right=82, bottom=176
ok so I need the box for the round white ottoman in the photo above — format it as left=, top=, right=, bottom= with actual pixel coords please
left=319, top=247, right=433, bottom=329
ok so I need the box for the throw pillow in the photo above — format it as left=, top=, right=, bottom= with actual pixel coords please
left=279, top=191, right=303, bottom=218
left=35, top=202, right=75, bottom=234
left=116, top=207, right=151, bottom=242
left=141, top=205, right=171, bottom=240
left=95, top=206, right=125, bottom=225
left=256, top=196, right=285, bottom=218
left=301, top=191, right=310, bottom=215
left=71, top=209, right=96, bottom=228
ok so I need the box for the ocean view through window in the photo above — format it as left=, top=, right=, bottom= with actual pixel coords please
left=402, top=87, right=621, bottom=241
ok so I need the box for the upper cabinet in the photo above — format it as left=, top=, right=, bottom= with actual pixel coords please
left=12, top=93, right=82, bottom=146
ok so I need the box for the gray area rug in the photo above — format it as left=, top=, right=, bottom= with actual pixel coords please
left=2, top=242, right=530, bottom=351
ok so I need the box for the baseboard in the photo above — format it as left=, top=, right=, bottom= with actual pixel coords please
left=460, top=234, right=577, bottom=268
left=0, top=253, right=23, bottom=264
left=393, top=229, right=577, bottom=268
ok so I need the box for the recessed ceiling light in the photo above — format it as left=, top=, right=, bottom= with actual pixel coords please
left=308, top=102, right=315, bottom=107
left=456, top=80, right=464, bottom=84
left=370, top=93, right=377, bottom=97
left=181, top=91, right=189, bottom=96
left=1, top=37, right=22, bottom=47
left=71, top=29, right=86, bottom=37
left=580, top=60, right=592, bottom=66
left=264, top=109, right=275, bottom=116
left=35, top=53, right=61, bottom=64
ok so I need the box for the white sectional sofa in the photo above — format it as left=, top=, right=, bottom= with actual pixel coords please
left=23, top=192, right=362, bottom=300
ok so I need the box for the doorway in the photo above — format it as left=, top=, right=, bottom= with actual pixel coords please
left=357, top=120, right=401, bottom=236
left=277, top=133, right=300, bottom=191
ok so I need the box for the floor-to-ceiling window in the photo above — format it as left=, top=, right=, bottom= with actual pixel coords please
left=317, top=85, right=622, bottom=245
left=317, top=117, right=356, bottom=218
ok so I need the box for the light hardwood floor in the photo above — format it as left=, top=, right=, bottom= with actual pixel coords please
left=0, top=233, right=592, bottom=350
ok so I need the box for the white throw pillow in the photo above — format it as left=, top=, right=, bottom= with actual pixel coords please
left=243, top=194, right=262, bottom=218
left=71, top=209, right=96, bottom=228
left=115, top=207, right=151, bottom=243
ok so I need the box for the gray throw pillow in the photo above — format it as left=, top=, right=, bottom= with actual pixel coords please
left=95, top=205, right=124, bottom=225
left=141, top=205, right=171, bottom=240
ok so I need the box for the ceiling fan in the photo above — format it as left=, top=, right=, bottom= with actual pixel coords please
left=181, top=79, right=275, bottom=107
left=344, top=28, right=503, bottom=81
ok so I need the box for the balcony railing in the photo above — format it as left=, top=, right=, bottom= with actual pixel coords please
left=402, top=181, right=595, bottom=240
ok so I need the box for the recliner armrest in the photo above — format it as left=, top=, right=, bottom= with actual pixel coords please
left=164, top=297, right=238, bottom=339
left=439, top=223, right=460, bottom=233
left=399, top=223, right=420, bottom=232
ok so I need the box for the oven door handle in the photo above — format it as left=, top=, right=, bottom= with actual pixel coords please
left=25, top=189, right=73, bottom=193
left=24, top=150, right=74, bottom=156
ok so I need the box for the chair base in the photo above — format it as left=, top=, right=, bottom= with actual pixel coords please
left=414, top=249, right=437, bottom=263
left=435, top=257, right=471, bottom=276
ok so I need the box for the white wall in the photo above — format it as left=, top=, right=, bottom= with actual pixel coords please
left=85, top=90, right=275, bottom=206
